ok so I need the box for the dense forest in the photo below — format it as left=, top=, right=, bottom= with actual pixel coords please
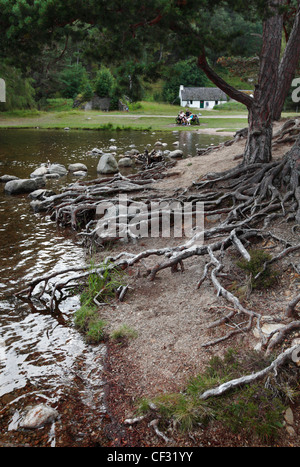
left=1, top=1, right=297, bottom=113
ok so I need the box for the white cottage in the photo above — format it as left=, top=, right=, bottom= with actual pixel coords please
left=179, top=85, right=227, bottom=109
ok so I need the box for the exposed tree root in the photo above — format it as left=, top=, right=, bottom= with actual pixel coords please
left=199, top=344, right=300, bottom=400
left=15, top=123, right=300, bottom=414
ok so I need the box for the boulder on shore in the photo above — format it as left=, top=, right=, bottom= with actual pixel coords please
left=4, top=178, right=45, bottom=195
left=169, top=149, right=184, bottom=159
left=97, top=154, right=118, bottom=174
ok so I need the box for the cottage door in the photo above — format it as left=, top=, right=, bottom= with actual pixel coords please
left=200, top=100, right=204, bottom=109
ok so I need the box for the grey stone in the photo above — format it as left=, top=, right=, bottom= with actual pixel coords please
left=84, top=96, right=110, bottom=111
left=91, top=148, right=102, bottom=154
left=72, top=171, right=87, bottom=177
left=4, top=178, right=45, bottom=195
left=30, top=166, right=49, bottom=178
left=29, top=189, right=56, bottom=200
left=48, top=164, right=68, bottom=176
left=118, top=157, right=133, bottom=167
left=97, top=154, right=118, bottom=174
left=126, top=148, right=139, bottom=156
left=169, top=149, right=184, bottom=159
left=284, top=407, right=294, bottom=425
left=44, top=173, right=60, bottom=179
left=68, top=163, right=88, bottom=172
left=0, top=175, right=19, bottom=183
left=20, top=404, right=59, bottom=429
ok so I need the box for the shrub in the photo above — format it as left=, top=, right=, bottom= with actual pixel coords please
left=94, top=67, right=115, bottom=98
left=237, top=249, right=279, bottom=289
left=58, top=64, right=90, bottom=99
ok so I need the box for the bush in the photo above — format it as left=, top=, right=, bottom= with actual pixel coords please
left=58, top=64, right=88, bottom=99
left=94, top=66, right=115, bottom=98
left=81, top=81, right=94, bottom=101
left=237, top=249, right=279, bottom=290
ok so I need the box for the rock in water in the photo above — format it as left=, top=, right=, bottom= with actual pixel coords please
left=4, top=178, right=45, bottom=195
left=68, top=163, right=88, bottom=172
left=118, top=157, right=133, bottom=167
left=97, top=154, right=118, bottom=174
left=30, top=166, right=49, bottom=178
left=20, top=404, right=59, bottom=429
left=0, top=175, right=19, bottom=183
left=48, top=163, right=68, bottom=176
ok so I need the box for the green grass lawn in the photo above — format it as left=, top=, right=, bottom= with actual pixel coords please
left=0, top=100, right=297, bottom=132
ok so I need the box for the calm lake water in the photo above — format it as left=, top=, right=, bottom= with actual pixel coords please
left=0, top=128, right=228, bottom=446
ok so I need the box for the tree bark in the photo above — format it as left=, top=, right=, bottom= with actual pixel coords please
left=273, top=5, right=300, bottom=121
left=243, top=1, right=283, bottom=165
left=197, top=0, right=288, bottom=166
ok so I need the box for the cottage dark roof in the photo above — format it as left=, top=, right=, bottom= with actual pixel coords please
left=181, top=87, right=227, bottom=101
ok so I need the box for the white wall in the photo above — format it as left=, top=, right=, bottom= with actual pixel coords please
left=180, top=100, right=227, bottom=110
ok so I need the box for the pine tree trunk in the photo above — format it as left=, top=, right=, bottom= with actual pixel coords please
left=243, top=104, right=273, bottom=164
left=197, top=1, right=285, bottom=166
left=273, top=6, right=300, bottom=121
left=243, top=0, right=283, bottom=165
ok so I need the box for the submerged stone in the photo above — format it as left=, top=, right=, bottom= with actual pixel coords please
left=20, top=404, right=59, bottom=429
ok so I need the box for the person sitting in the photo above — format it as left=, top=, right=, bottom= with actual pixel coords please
left=186, top=110, right=194, bottom=125
left=177, top=110, right=187, bottom=125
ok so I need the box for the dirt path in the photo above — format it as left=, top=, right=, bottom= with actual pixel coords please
left=97, top=124, right=300, bottom=447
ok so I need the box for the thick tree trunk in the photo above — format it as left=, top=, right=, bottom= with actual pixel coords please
left=273, top=5, right=300, bottom=121
left=243, top=104, right=273, bottom=165
left=243, top=1, right=283, bottom=165
left=198, top=0, right=287, bottom=166
left=285, top=132, right=300, bottom=223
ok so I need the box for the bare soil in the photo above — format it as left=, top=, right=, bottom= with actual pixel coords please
left=96, top=125, right=300, bottom=447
